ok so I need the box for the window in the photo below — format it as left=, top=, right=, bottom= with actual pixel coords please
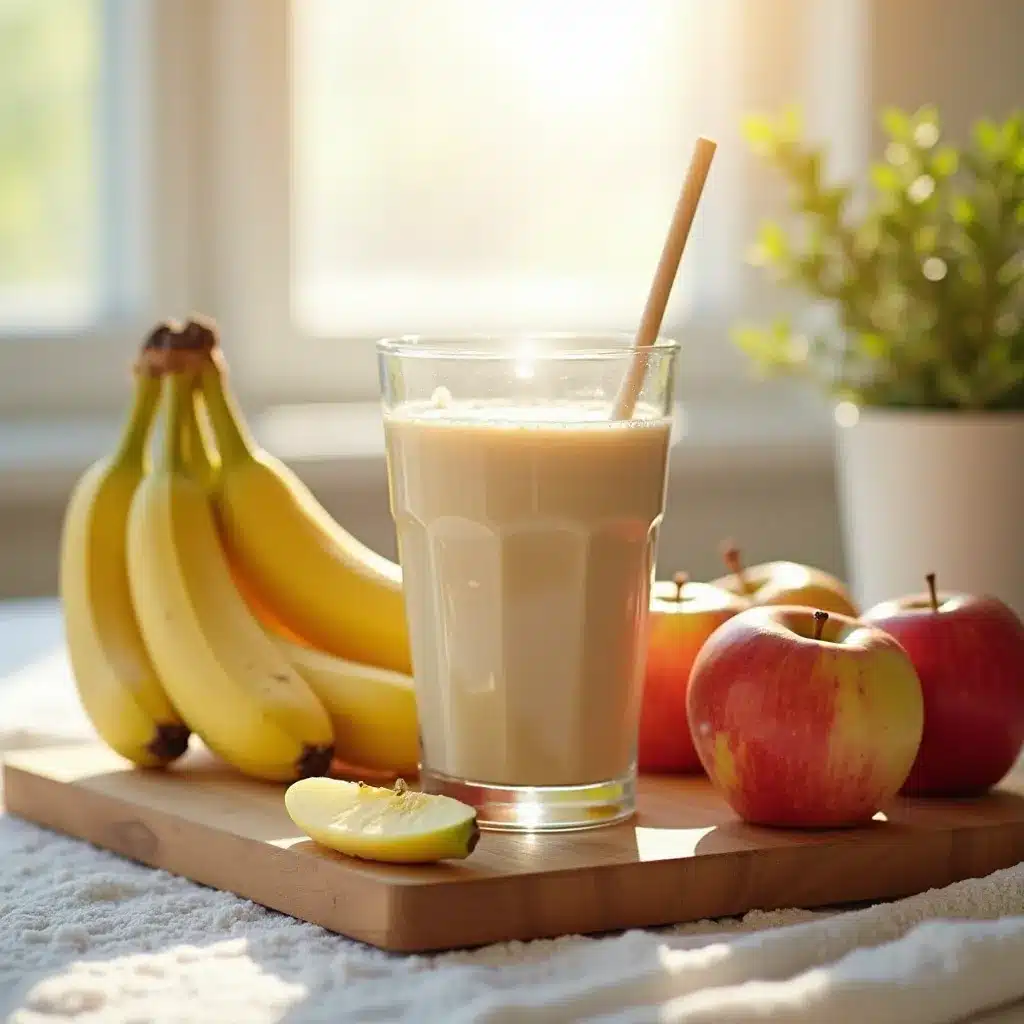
left=271, top=0, right=852, bottom=403
left=0, top=0, right=151, bottom=416
left=0, top=0, right=864, bottom=417
left=0, top=0, right=99, bottom=327
left=293, top=0, right=709, bottom=337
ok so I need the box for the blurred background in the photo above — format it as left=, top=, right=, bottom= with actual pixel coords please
left=1, top=0, right=1022, bottom=604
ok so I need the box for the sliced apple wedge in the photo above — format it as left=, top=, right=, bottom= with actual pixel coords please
left=285, top=777, right=480, bottom=863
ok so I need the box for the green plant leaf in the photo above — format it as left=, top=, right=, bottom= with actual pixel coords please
left=999, top=117, right=1019, bottom=152
left=731, top=317, right=817, bottom=376
left=914, top=225, right=939, bottom=252
left=932, top=146, right=959, bottom=177
left=997, top=254, right=1023, bottom=287
left=870, top=163, right=901, bottom=193
left=975, top=118, right=1001, bottom=156
left=780, top=105, right=803, bottom=140
left=741, top=113, right=777, bottom=154
left=858, top=332, right=890, bottom=360
left=802, top=151, right=822, bottom=192
left=817, top=185, right=848, bottom=222
left=746, top=220, right=790, bottom=269
left=952, top=196, right=976, bottom=224
left=881, top=107, right=911, bottom=141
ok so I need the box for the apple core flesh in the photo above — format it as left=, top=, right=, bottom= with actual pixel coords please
left=687, top=606, right=924, bottom=827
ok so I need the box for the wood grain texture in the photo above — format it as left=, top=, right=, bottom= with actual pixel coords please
left=5, top=744, right=1024, bottom=952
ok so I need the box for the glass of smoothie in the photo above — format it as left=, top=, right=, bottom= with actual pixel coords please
left=377, top=333, right=678, bottom=831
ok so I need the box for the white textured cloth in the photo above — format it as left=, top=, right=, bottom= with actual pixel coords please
left=3, top=599, right=1024, bottom=1024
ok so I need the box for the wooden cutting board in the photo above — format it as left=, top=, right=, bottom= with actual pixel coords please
left=6, top=744, right=1024, bottom=953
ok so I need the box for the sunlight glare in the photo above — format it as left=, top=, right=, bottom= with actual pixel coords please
left=269, top=836, right=315, bottom=849
left=834, top=401, right=859, bottom=429
left=20, top=939, right=308, bottom=1018
left=656, top=966, right=831, bottom=1020
left=656, top=939, right=732, bottom=973
left=516, top=803, right=548, bottom=830
left=635, top=826, right=717, bottom=861
left=494, top=1, right=659, bottom=109
left=514, top=342, right=537, bottom=380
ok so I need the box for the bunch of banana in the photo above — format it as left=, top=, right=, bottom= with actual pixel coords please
left=60, top=317, right=420, bottom=782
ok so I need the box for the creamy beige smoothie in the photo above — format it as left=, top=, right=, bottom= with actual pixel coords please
left=384, top=399, right=671, bottom=789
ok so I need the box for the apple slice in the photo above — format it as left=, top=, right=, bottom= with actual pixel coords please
left=285, top=777, right=479, bottom=863
left=712, top=540, right=859, bottom=617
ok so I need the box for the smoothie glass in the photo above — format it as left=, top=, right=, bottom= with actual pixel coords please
left=377, top=333, right=678, bottom=831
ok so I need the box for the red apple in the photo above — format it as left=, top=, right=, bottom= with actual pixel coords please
left=687, top=606, right=924, bottom=827
left=639, top=573, right=749, bottom=773
left=862, top=574, right=1024, bottom=797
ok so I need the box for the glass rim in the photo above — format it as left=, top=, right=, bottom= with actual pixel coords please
left=375, top=331, right=680, bottom=361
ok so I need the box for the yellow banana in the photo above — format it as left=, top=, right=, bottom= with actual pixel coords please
left=273, top=636, right=420, bottom=774
left=127, top=368, right=335, bottom=782
left=59, top=344, right=190, bottom=767
left=182, top=384, right=314, bottom=650
left=197, top=344, right=411, bottom=674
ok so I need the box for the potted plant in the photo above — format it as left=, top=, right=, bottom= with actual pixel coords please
left=734, top=105, right=1024, bottom=614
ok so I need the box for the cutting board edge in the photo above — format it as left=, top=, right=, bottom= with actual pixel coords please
left=375, top=821, right=1024, bottom=951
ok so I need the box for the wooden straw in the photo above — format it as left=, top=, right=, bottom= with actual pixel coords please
left=611, top=136, right=717, bottom=420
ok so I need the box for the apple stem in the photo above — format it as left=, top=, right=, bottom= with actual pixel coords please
left=813, top=610, right=829, bottom=640
left=672, top=571, right=689, bottom=602
left=721, top=540, right=752, bottom=596
left=926, top=572, right=939, bottom=612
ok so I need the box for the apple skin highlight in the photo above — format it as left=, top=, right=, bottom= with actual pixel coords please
left=863, top=588, right=1024, bottom=797
left=686, top=606, right=924, bottom=828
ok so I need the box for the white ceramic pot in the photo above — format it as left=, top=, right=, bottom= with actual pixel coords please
left=835, top=408, right=1024, bottom=616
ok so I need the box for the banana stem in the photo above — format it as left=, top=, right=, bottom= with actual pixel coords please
left=182, top=383, right=220, bottom=487
left=161, top=372, right=197, bottom=474
left=199, top=362, right=256, bottom=465
left=113, top=372, right=163, bottom=467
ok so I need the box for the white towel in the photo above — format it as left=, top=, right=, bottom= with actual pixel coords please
left=3, top=608, right=1024, bottom=1023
